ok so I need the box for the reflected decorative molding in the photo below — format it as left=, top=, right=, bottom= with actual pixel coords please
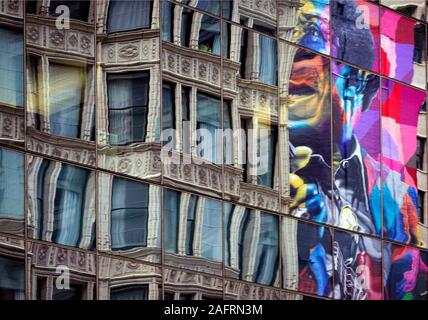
left=98, top=255, right=162, bottom=300
left=98, top=255, right=162, bottom=279
left=240, top=182, right=280, bottom=212
left=98, top=145, right=161, bottom=181
left=26, top=23, right=94, bottom=57
left=0, top=0, right=23, bottom=18
left=164, top=268, right=223, bottom=297
left=239, top=0, right=277, bottom=27
left=0, top=106, right=24, bottom=145
left=102, top=38, right=159, bottom=64
left=225, top=280, right=286, bottom=300
left=238, top=82, right=278, bottom=119
left=277, top=0, right=302, bottom=41
left=163, top=45, right=237, bottom=93
left=26, top=129, right=96, bottom=167
left=163, top=154, right=241, bottom=198
left=165, top=252, right=223, bottom=276
left=0, top=235, right=25, bottom=256
left=28, top=242, right=96, bottom=275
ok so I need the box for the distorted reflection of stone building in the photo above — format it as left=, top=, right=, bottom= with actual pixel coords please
left=0, top=0, right=427, bottom=301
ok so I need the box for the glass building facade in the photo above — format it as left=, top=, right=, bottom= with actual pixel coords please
left=0, top=0, right=427, bottom=300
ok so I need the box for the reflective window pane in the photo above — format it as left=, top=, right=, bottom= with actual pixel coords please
left=282, top=218, right=333, bottom=298
left=28, top=157, right=95, bottom=250
left=224, top=206, right=279, bottom=286
left=0, top=256, right=24, bottom=300
left=285, top=46, right=332, bottom=225
left=162, top=0, right=174, bottom=42
left=333, top=230, right=382, bottom=300
left=111, top=177, right=149, bottom=250
left=199, top=15, right=221, bottom=55
left=164, top=189, right=223, bottom=276
left=98, top=173, right=161, bottom=263
left=0, top=148, right=24, bottom=235
left=332, top=61, right=381, bottom=235
left=196, top=93, right=221, bottom=163
left=107, top=0, right=153, bottom=33
left=383, top=242, right=428, bottom=300
left=110, top=285, right=148, bottom=300
left=380, top=9, right=426, bottom=89
left=49, top=1, right=90, bottom=22
left=107, top=72, right=150, bottom=146
left=49, top=63, right=86, bottom=139
left=0, top=28, right=23, bottom=107
left=331, top=0, right=380, bottom=72
left=381, top=79, right=426, bottom=246
left=279, top=0, right=330, bottom=55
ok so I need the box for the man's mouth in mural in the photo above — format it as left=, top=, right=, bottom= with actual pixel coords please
left=289, top=83, right=317, bottom=96
left=288, top=67, right=319, bottom=98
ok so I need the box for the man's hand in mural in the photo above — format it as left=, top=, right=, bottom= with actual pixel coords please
left=289, top=145, right=329, bottom=223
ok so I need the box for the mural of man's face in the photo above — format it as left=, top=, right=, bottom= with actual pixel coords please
left=288, top=49, right=330, bottom=131
left=294, top=0, right=330, bottom=54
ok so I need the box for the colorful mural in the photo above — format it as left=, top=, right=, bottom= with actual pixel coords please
left=333, top=230, right=382, bottom=300
left=293, top=0, right=330, bottom=55
left=288, top=24, right=426, bottom=247
left=331, top=61, right=381, bottom=235
left=384, top=243, right=428, bottom=300
left=381, top=79, right=426, bottom=246
left=331, top=0, right=380, bottom=72
left=381, top=9, right=426, bottom=89
left=288, top=48, right=332, bottom=225
left=296, top=221, right=332, bottom=297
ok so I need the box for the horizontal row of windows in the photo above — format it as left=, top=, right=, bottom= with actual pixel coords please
left=1, top=253, right=313, bottom=300
left=0, top=148, right=427, bottom=299
left=1, top=234, right=427, bottom=300
left=23, top=1, right=428, bottom=27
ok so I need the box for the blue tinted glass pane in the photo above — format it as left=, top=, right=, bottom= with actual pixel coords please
left=0, top=28, right=23, bottom=107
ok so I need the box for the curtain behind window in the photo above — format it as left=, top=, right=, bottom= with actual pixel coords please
left=253, top=213, right=279, bottom=285
left=111, top=177, right=149, bottom=250
left=222, top=22, right=230, bottom=59
left=199, top=16, right=221, bottom=55
left=222, top=0, right=233, bottom=20
left=181, top=8, right=193, bottom=47
left=164, top=189, right=180, bottom=253
left=162, top=0, right=173, bottom=42
left=162, top=82, right=176, bottom=148
left=257, top=124, right=276, bottom=188
left=0, top=256, right=24, bottom=300
left=259, top=35, right=277, bottom=85
left=201, top=198, right=222, bottom=262
left=182, top=87, right=191, bottom=154
left=49, top=63, right=85, bottom=139
left=107, top=0, right=152, bottom=33
left=185, top=194, right=198, bottom=256
left=196, top=0, right=220, bottom=16
left=0, top=28, right=23, bottom=107
left=0, top=148, right=24, bottom=219
left=52, top=164, right=89, bottom=247
left=223, top=202, right=235, bottom=266
left=108, top=72, right=149, bottom=146
left=197, top=93, right=221, bottom=163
